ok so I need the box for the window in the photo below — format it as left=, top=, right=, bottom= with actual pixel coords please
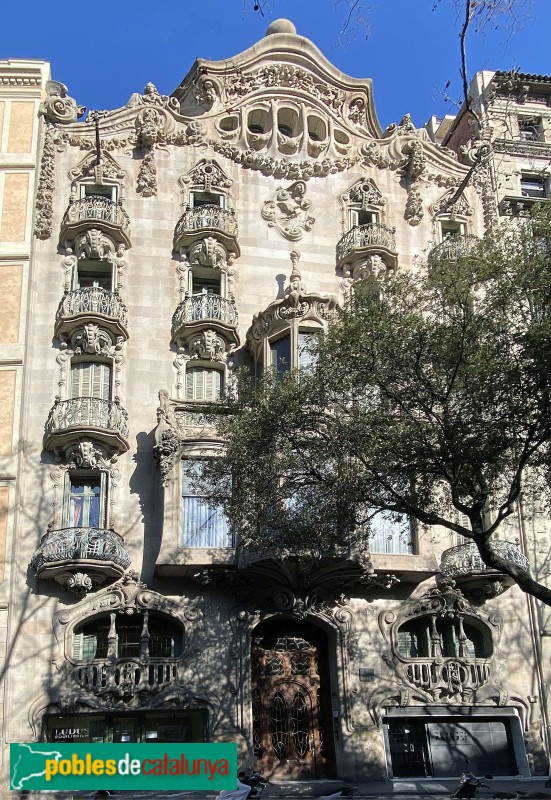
left=189, top=191, right=224, bottom=208
left=181, top=459, right=232, bottom=548
left=521, top=175, right=547, bottom=199
left=270, top=335, right=291, bottom=379
left=74, top=260, right=113, bottom=291
left=80, top=184, right=117, bottom=202
left=185, top=366, right=223, bottom=401
left=64, top=474, right=106, bottom=528
left=396, top=617, right=490, bottom=659
left=191, top=273, right=221, bottom=295
left=72, top=612, right=184, bottom=661
left=297, top=331, right=318, bottom=372
left=349, top=208, right=377, bottom=228
left=518, top=117, right=541, bottom=141
left=248, top=109, right=270, bottom=135
left=440, top=220, right=465, bottom=240
left=71, top=361, right=111, bottom=400
left=43, top=710, right=206, bottom=744
left=277, top=108, right=299, bottom=138
left=369, top=511, right=415, bottom=555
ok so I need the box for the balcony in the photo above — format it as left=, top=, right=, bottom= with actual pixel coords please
left=31, top=526, right=131, bottom=592
left=171, top=293, right=239, bottom=347
left=427, top=234, right=480, bottom=269
left=74, top=659, right=178, bottom=700
left=404, top=657, right=491, bottom=701
left=440, top=540, right=529, bottom=601
left=60, top=197, right=131, bottom=249
left=55, top=287, right=129, bottom=342
left=173, top=205, right=240, bottom=258
left=336, top=222, right=398, bottom=271
left=44, top=397, right=129, bottom=457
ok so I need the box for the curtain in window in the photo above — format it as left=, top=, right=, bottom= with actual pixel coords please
left=181, top=460, right=231, bottom=547
left=369, top=512, right=414, bottom=554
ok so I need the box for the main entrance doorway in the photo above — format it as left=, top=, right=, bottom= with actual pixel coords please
left=251, top=619, right=335, bottom=780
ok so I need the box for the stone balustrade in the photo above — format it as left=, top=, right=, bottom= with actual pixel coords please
left=175, top=205, right=238, bottom=239
left=336, top=222, right=397, bottom=265
left=45, top=397, right=129, bottom=440
left=427, top=234, right=480, bottom=268
left=404, top=657, right=490, bottom=699
left=172, top=293, right=238, bottom=332
left=74, top=658, right=177, bottom=698
left=56, top=287, right=128, bottom=329
left=60, top=196, right=131, bottom=247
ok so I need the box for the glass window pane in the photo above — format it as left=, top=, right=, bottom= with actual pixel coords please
left=369, top=511, right=415, bottom=554
left=270, top=335, right=291, bottom=378
left=181, top=460, right=232, bottom=547
left=298, top=331, right=317, bottom=372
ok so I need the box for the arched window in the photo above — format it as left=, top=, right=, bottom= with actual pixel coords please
left=396, top=616, right=491, bottom=659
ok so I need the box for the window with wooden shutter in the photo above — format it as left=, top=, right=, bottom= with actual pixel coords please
left=71, top=362, right=111, bottom=399
left=185, top=367, right=223, bottom=401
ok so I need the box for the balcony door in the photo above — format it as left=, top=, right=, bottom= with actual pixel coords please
left=251, top=620, right=335, bottom=780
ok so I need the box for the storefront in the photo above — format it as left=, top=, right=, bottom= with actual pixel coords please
left=43, top=710, right=207, bottom=744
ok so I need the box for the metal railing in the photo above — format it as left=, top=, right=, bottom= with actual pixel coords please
left=56, top=287, right=128, bottom=328
left=62, top=196, right=130, bottom=235
left=32, top=527, right=130, bottom=571
left=440, top=540, right=530, bottom=578
left=174, top=205, right=238, bottom=240
left=45, top=397, right=129, bottom=439
left=336, top=222, right=397, bottom=262
left=172, top=293, right=238, bottom=330
left=428, top=234, right=480, bottom=268
left=405, top=657, right=490, bottom=697
left=74, top=659, right=177, bottom=697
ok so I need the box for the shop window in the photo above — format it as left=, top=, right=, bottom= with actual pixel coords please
left=185, top=366, right=223, bottom=401
left=270, top=334, right=291, bottom=379
left=72, top=612, right=184, bottom=661
left=521, top=174, right=547, bottom=199
left=396, top=617, right=490, bottom=659
left=43, top=710, right=206, bottom=744
left=71, top=361, right=112, bottom=400
left=64, top=474, right=106, bottom=528
left=181, top=459, right=232, bottom=548
left=74, top=260, right=113, bottom=291
left=369, top=512, right=416, bottom=555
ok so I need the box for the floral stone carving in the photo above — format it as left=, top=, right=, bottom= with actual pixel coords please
left=261, top=181, right=315, bottom=241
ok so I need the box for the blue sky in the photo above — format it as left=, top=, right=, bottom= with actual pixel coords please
left=2, top=0, right=550, bottom=128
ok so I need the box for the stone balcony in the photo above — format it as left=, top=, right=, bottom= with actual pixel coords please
left=336, top=222, right=398, bottom=271
left=60, top=197, right=131, bottom=249
left=44, top=397, right=130, bottom=458
left=173, top=205, right=240, bottom=258
left=73, top=658, right=177, bottom=700
left=54, top=287, right=129, bottom=343
left=427, top=234, right=480, bottom=269
left=31, top=526, right=131, bottom=594
left=171, top=293, right=239, bottom=347
left=440, top=540, right=529, bottom=601
left=404, top=657, right=491, bottom=701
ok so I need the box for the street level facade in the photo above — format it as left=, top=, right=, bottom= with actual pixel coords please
left=1, top=21, right=550, bottom=793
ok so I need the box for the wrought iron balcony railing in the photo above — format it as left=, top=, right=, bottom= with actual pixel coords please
left=55, top=287, right=128, bottom=329
left=31, top=527, right=131, bottom=574
left=60, top=197, right=131, bottom=247
left=404, top=657, right=490, bottom=698
left=175, top=205, right=238, bottom=240
left=45, top=397, right=129, bottom=440
left=440, top=540, right=530, bottom=578
left=172, top=293, right=238, bottom=332
left=336, top=222, right=397, bottom=264
left=427, top=234, right=480, bottom=268
left=74, top=659, right=177, bottom=698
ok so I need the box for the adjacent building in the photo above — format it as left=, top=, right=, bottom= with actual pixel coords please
left=2, top=23, right=550, bottom=792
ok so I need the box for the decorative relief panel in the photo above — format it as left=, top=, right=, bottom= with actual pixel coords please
left=40, top=80, right=86, bottom=125
left=261, top=181, right=315, bottom=241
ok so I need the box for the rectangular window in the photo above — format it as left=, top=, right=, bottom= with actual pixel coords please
left=189, top=191, right=224, bottom=208
left=65, top=475, right=106, bottom=528
left=191, top=274, right=221, bottom=295
left=75, top=260, right=113, bottom=291
left=518, top=117, right=541, bottom=141
left=270, top=334, right=291, bottom=378
left=521, top=175, right=547, bottom=199
left=80, top=184, right=117, bottom=202
left=298, top=331, right=318, bottom=372
left=181, top=460, right=232, bottom=548
left=440, top=220, right=465, bottom=241
left=185, top=366, right=223, bottom=401
left=369, top=511, right=415, bottom=554
left=71, top=361, right=111, bottom=400
left=349, top=208, right=376, bottom=228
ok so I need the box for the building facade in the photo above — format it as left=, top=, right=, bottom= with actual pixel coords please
left=2, top=22, right=551, bottom=792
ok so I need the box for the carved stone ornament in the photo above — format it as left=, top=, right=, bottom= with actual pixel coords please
left=344, top=254, right=390, bottom=284
left=136, top=146, right=157, bottom=197
left=68, top=150, right=126, bottom=187
left=431, top=188, right=474, bottom=219
left=181, top=158, right=233, bottom=194
left=188, top=329, right=228, bottom=361
left=40, top=80, right=86, bottom=124
left=371, top=581, right=507, bottom=719
left=65, top=441, right=113, bottom=470
left=348, top=97, right=366, bottom=126
left=70, top=324, right=113, bottom=355
left=261, top=181, right=315, bottom=241
left=405, top=182, right=423, bottom=226
left=247, top=252, right=339, bottom=357
left=346, top=177, right=386, bottom=209
left=195, top=75, right=222, bottom=108
left=128, top=82, right=180, bottom=113
left=74, top=228, right=116, bottom=260
left=189, top=236, right=230, bottom=269
left=34, top=124, right=56, bottom=240
left=212, top=142, right=357, bottom=181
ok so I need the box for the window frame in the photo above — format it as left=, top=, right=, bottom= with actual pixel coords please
left=520, top=174, right=548, bottom=199
left=63, top=471, right=107, bottom=529
left=70, top=359, right=112, bottom=401
left=184, top=364, right=224, bottom=402
left=79, top=183, right=118, bottom=202
left=180, top=458, right=233, bottom=549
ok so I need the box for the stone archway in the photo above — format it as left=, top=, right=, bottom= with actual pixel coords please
left=251, top=618, right=336, bottom=780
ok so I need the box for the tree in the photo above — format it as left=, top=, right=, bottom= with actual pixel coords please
left=200, top=203, right=551, bottom=606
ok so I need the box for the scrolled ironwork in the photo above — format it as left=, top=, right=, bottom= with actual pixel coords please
left=174, top=205, right=238, bottom=240
left=45, top=397, right=129, bottom=439
left=62, top=196, right=130, bottom=235
left=336, top=222, right=397, bottom=263
left=404, top=657, right=490, bottom=698
left=172, top=293, right=238, bottom=330
left=427, top=234, right=480, bottom=268
left=440, top=540, right=530, bottom=577
left=74, top=658, right=177, bottom=697
left=56, top=287, right=128, bottom=327
left=31, top=527, right=131, bottom=571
